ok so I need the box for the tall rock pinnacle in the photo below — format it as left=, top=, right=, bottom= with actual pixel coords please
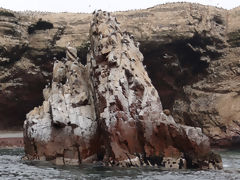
left=23, top=10, right=222, bottom=169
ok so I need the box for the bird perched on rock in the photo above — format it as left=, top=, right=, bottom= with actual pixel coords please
left=114, top=17, right=120, bottom=24
left=121, top=39, right=130, bottom=44
left=130, top=34, right=134, bottom=39
left=163, top=109, right=171, bottom=116
left=135, top=42, right=140, bottom=48
left=66, top=42, right=78, bottom=61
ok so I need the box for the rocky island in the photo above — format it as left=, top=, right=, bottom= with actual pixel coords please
left=1, top=1, right=240, bottom=170
left=1, top=3, right=240, bottom=148
left=23, top=10, right=222, bottom=169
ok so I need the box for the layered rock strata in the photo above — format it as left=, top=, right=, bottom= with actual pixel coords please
left=23, top=11, right=222, bottom=170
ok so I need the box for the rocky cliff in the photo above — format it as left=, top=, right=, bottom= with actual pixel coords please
left=23, top=11, right=222, bottom=169
left=1, top=3, right=240, bottom=147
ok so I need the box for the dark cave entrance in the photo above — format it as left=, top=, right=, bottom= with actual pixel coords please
left=140, top=35, right=221, bottom=110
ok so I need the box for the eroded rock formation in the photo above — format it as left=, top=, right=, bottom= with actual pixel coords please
left=1, top=3, right=240, bottom=147
left=24, top=45, right=98, bottom=165
left=23, top=11, right=222, bottom=170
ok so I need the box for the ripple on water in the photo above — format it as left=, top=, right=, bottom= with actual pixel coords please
left=0, top=148, right=240, bottom=180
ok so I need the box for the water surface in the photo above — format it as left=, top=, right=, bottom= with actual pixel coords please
left=0, top=148, right=239, bottom=180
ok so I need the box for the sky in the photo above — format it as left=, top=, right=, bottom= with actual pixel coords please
left=0, top=0, right=239, bottom=13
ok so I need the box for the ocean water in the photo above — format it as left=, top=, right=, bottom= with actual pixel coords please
left=0, top=148, right=239, bottom=180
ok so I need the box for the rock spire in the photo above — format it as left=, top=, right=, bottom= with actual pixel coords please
left=23, top=10, right=222, bottom=169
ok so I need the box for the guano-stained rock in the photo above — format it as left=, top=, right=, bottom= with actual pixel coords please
left=23, top=11, right=222, bottom=170
left=1, top=3, right=240, bottom=148
left=24, top=45, right=98, bottom=165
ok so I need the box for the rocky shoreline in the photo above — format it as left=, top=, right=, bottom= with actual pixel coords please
left=0, top=131, right=23, bottom=148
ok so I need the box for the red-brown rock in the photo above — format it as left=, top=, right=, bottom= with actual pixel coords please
left=23, top=10, right=222, bottom=170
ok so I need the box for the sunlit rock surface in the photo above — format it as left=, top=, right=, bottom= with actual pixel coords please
left=23, top=11, right=222, bottom=170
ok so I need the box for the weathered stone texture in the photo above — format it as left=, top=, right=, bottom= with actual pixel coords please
left=23, top=11, right=222, bottom=170
left=1, top=3, right=240, bottom=147
left=24, top=46, right=98, bottom=164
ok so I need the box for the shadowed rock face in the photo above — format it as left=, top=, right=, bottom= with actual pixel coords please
left=1, top=3, right=240, bottom=147
left=23, top=11, right=222, bottom=170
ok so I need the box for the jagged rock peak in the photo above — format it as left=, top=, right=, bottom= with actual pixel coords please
left=24, top=44, right=98, bottom=165
left=90, top=10, right=138, bottom=57
left=23, top=11, right=222, bottom=170
left=87, top=10, right=222, bottom=169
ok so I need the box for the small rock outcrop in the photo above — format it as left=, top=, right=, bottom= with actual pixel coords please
left=24, top=45, right=98, bottom=165
left=23, top=11, right=222, bottom=170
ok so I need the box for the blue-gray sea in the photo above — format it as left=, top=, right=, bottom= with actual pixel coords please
left=0, top=148, right=239, bottom=180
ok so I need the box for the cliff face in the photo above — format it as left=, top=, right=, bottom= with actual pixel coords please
left=1, top=3, right=240, bottom=147
left=23, top=11, right=222, bottom=169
